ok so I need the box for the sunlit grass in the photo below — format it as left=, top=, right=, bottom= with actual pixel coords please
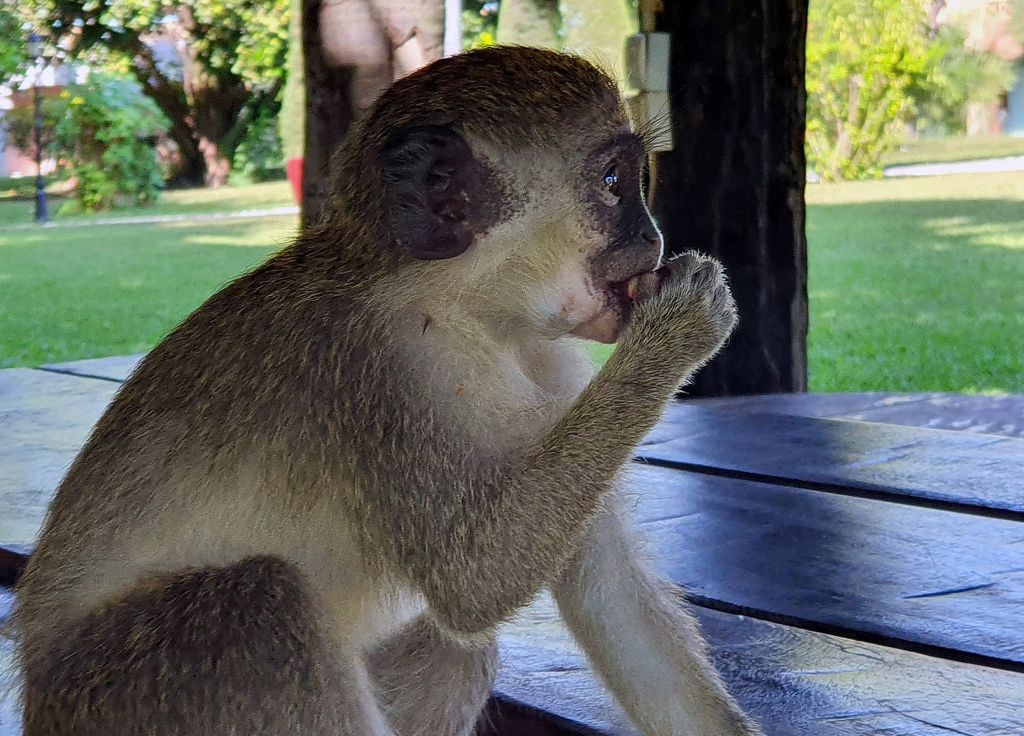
left=882, top=135, right=1024, bottom=168
left=0, top=181, right=294, bottom=227
left=0, top=215, right=295, bottom=368
left=807, top=171, right=1024, bottom=394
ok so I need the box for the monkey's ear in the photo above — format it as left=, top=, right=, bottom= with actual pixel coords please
left=379, top=125, right=487, bottom=261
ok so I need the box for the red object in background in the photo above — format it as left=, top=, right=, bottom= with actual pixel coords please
left=286, top=157, right=303, bottom=204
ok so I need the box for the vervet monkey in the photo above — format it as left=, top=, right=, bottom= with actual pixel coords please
left=14, top=47, right=761, bottom=736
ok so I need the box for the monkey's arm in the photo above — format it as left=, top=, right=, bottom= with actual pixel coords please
left=365, top=337, right=688, bottom=636
left=550, top=504, right=764, bottom=736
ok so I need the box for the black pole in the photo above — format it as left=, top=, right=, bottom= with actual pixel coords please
left=33, top=62, right=49, bottom=224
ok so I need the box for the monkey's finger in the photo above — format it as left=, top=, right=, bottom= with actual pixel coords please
left=633, top=271, right=662, bottom=304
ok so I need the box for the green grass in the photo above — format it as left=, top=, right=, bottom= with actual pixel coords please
left=0, top=215, right=296, bottom=368
left=0, top=181, right=294, bottom=226
left=881, top=135, right=1024, bottom=168
left=1, top=175, right=1022, bottom=394
left=807, top=171, right=1024, bottom=393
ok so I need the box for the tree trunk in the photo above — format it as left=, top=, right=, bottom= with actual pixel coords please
left=301, top=0, right=444, bottom=228
left=302, top=0, right=358, bottom=227
left=653, top=1, right=809, bottom=397
left=495, top=0, right=560, bottom=47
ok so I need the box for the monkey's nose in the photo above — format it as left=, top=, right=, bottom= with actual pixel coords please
left=640, top=225, right=663, bottom=248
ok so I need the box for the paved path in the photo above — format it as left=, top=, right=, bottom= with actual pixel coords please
left=884, top=154, right=1024, bottom=178
left=5, top=205, right=299, bottom=231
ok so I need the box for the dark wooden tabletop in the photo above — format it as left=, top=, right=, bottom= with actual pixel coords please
left=2, top=356, right=1023, bottom=736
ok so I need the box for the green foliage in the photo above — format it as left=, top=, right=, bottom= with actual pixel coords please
left=231, top=106, right=285, bottom=183
left=32, top=0, right=289, bottom=87
left=26, top=0, right=289, bottom=183
left=4, top=98, right=63, bottom=159
left=806, top=0, right=938, bottom=181
left=51, top=76, right=169, bottom=210
left=278, top=0, right=305, bottom=160
left=463, top=1, right=499, bottom=49
left=0, top=5, right=25, bottom=84
left=912, top=25, right=1017, bottom=134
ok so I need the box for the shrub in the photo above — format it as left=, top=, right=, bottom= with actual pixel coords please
left=52, top=75, right=168, bottom=210
left=806, top=0, right=937, bottom=181
left=231, top=106, right=285, bottom=183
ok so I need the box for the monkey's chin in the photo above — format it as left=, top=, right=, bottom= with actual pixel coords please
left=570, top=307, right=623, bottom=344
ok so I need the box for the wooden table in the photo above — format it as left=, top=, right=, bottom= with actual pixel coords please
left=2, top=356, right=1024, bottom=736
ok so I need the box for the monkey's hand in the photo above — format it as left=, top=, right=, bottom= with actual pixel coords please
left=617, top=251, right=738, bottom=386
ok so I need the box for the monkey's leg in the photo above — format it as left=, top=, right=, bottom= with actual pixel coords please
left=367, top=617, right=498, bottom=736
left=550, top=505, right=763, bottom=736
left=21, top=556, right=395, bottom=736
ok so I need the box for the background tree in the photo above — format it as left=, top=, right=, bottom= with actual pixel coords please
left=912, top=23, right=1017, bottom=134
left=0, top=5, right=25, bottom=85
left=462, top=1, right=499, bottom=48
left=495, top=0, right=636, bottom=81
left=806, top=0, right=936, bottom=181
left=279, top=0, right=306, bottom=173
left=26, top=0, right=289, bottom=187
left=301, top=0, right=444, bottom=226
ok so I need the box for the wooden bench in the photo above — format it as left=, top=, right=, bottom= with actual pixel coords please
left=2, top=356, right=1023, bottom=735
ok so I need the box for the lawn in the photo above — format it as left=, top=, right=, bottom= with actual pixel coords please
left=0, top=180, right=294, bottom=227
left=881, top=135, right=1024, bottom=168
left=0, top=214, right=296, bottom=368
left=1, top=174, right=1021, bottom=393
left=807, top=171, right=1023, bottom=393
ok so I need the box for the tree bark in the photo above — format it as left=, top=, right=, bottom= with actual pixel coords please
left=495, top=0, right=560, bottom=47
left=302, top=0, right=358, bottom=227
left=653, top=1, right=809, bottom=396
left=301, top=0, right=443, bottom=228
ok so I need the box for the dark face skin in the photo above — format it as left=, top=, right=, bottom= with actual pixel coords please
left=570, top=131, right=664, bottom=342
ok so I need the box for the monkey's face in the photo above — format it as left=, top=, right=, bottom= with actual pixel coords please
left=377, top=123, right=661, bottom=345
left=563, top=131, right=664, bottom=343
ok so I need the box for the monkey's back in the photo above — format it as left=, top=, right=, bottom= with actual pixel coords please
left=15, top=254, right=395, bottom=657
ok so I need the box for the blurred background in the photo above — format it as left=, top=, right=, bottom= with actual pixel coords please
left=0, top=0, right=1021, bottom=395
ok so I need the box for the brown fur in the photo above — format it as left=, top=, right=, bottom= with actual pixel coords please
left=14, top=46, right=759, bottom=735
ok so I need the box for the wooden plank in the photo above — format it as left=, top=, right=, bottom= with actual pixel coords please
left=478, top=694, right=603, bottom=736
left=496, top=594, right=1024, bottom=736
left=686, top=392, right=1024, bottom=438
left=0, top=369, right=117, bottom=551
left=3, top=369, right=1022, bottom=666
left=837, top=393, right=1024, bottom=438
left=2, top=583, right=1021, bottom=736
left=685, top=392, right=925, bottom=419
left=625, top=465, right=1024, bottom=669
left=642, top=404, right=1024, bottom=517
left=38, top=354, right=143, bottom=383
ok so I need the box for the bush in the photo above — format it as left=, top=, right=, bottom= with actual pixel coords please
left=911, top=26, right=1018, bottom=135
left=231, top=106, right=285, bottom=183
left=51, top=75, right=168, bottom=210
left=806, top=0, right=937, bottom=181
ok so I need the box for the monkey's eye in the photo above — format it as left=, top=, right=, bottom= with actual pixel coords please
left=600, top=165, right=622, bottom=206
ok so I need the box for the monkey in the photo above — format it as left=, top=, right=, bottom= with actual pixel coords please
left=13, top=46, right=761, bottom=736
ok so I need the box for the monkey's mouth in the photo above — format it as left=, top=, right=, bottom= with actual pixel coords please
left=608, top=276, right=640, bottom=307
left=575, top=272, right=658, bottom=343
